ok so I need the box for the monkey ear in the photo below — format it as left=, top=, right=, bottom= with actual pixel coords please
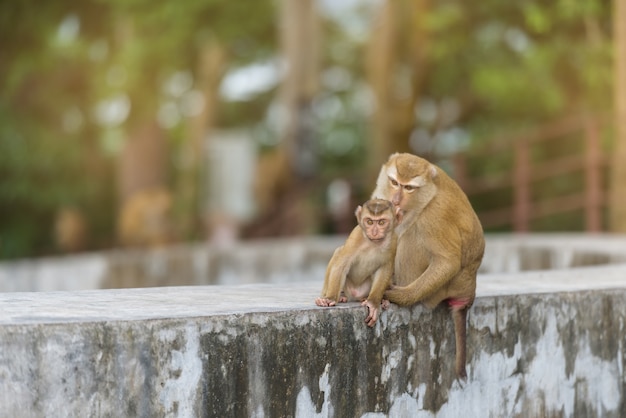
left=429, top=164, right=438, bottom=178
left=355, top=205, right=362, bottom=220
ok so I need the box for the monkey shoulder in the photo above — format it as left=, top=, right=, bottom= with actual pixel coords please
left=330, top=244, right=345, bottom=259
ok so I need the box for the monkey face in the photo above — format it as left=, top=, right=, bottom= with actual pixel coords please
left=384, top=154, right=436, bottom=211
left=371, top=153, right=439, bottom=218
left=387, top=173, right=419, bottom=209
left=355, top=199, right=396, bottom=242
left=361, top=215, right=392, bottom=241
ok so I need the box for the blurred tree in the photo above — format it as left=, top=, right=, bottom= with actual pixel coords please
left=361, top=0, right=612, bottom=232
left=0, top=0, right=276, bottom=258
left=103, top=0, right=276, bottom=244
left=177, top=38, right=226, bottom=240
left=366, top=0, right=431, bottom=176
left=0, top=0, right=617, bottom=258
left=279, top=0, right=320, bottom=180
left=0, top=1, right=116, bottom=258
left=244, top=0, right=321, bottom=238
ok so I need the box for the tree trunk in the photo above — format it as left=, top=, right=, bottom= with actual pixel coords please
left=113, top=15, right=170, bottom=246
left=250, top=0, right=319, bottom=236
left=278, top=0, right=320, bottom=179
left=610, top=0, right=626, bottom=231
left=177, top=38, right=227, bottom=240
left=366, top=0, right=431, bottom=178
left=366, top=0, right=396, bottom=175
left=118, top=120, right=167, bottom=202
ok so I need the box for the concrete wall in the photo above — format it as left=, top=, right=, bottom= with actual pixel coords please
left=2, top=233, right=626, bottom=292
left=0, top=237, right=343, bottom=292
left=1, top=268, right=626, bottom=417
left=1, top=235, right=626, bottom=417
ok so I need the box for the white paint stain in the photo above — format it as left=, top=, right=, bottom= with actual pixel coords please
left=437, top=339, right=524, bottom=417
left=429, top=337, right=436, bottom=358
left=250, top=404, right=265, bottom=418
left=524, top=314, right=574, bottom=416
left=158, top=324, right=202, bottom=418
left=388, top=392, right=432, bottom=418
left=352, top=302, right=623, bottom=418
left=572, top=338, right=620, bottom=412
left=406, top=334, right=417, bottom=375
left=296, top=363, right=332, bottom=418
left=381, top=347, right=403, bottom=384
left=417, top=308, right=620, bottom=418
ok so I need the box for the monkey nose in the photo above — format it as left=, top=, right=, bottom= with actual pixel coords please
left=392, top=193, right=402, bottom=206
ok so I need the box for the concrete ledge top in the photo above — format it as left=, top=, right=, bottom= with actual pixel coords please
left=2, top=262, right=626, bottom=326
left=0, top=282, right=324, bottom=325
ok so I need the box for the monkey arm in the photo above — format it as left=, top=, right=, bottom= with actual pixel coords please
left=385, top=220, right=463, bottom=307
left=385, top=256, right=460, bottom=307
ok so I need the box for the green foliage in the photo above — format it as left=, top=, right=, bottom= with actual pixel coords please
left=0, top=0, right=276, bottom=259
left=0, top=0, right=616, bottom=257
left=424, top=0, right=612, bottom=130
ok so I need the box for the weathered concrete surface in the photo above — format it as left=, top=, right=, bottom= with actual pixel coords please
left=0, top=237, right=341, bottom=292
left=3, top=233, right=626, bottom=292
left=481, top=234, right=626, bottom=273
left=1, top=265, right=626, bottom=417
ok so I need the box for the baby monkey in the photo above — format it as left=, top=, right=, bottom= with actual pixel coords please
left=316, top=199, right=400, bottom=327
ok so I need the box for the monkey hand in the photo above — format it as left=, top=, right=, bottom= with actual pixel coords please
left=383, top=284, right=410, bottom=305
left=315, top=297, right=337, bottom=307
left=362, top=300, right=381, bottom=327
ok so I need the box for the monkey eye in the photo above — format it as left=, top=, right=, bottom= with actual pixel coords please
left=389, top=178, right=399, bottom=187
left=378, top=220, right=387, bottom=226
left=366, top=219, right=374, bottom=225
left=404, top=185, right=416, bottom=192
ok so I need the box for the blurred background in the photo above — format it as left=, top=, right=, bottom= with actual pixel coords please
left=0, top=0, right=623, bottom=260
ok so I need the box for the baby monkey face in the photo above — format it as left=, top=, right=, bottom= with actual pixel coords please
left=356, top=198, right=396, bottom=243
left=362, top=215, right=392, bottom=241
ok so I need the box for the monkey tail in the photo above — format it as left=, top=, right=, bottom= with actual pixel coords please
left=450, top=302, right=468, bottom=380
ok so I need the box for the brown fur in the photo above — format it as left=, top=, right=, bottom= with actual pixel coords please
left=372, top=153, right=485, bottom=378
left=316, top=199, right=399, bottom=327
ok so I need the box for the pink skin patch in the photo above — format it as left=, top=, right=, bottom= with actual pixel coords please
left=447, top=297, right=470, bottom=308
left=345, top=282, right=371, bottom=301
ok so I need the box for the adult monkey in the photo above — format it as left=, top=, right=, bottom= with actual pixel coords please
left=371, top=153, right=485, bottom=379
